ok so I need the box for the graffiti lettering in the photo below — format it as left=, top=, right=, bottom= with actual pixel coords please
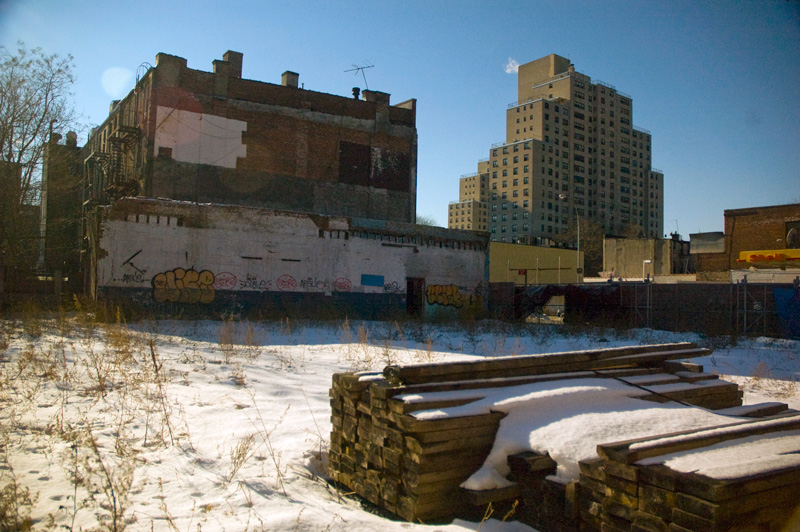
left=239, top=275, right=272, bottom=291
left=118, top=271, right=148, bottom=284
left=152, top=268, right=215, bottom=304
left=276, top=274, right=297, bottom=291
left=214, top=272, right=238, bottom=290
left=334, top=278, right=352, bottom=292
left=299, top=276, right=329, bottom=290
left=426, top=284, right=480, bottom=309
left=383, top=281, right=401, bottom=294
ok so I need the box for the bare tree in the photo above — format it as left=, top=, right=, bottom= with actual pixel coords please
left=0, top=42, right=76, bottom=271
left=415, top=214, right=440, bottom=226
left=553, top=217, right=605, bottom=277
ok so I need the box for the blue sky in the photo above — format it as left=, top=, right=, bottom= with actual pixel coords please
left=2, top=0, right=798, bottom=234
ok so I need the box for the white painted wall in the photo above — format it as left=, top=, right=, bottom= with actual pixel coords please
left=97, top=202, right=486, bottom=306
left=153, top=106, right=247, bottom=169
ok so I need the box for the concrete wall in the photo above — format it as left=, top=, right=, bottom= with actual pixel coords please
left=489, top=242, right=580, bottom=284
left=95, top=198, right=487, bottom=318
left=603, top=237, right=691, bottom=280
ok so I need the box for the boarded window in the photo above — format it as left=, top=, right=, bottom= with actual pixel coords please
left=339, top=141, right=370, bottom=187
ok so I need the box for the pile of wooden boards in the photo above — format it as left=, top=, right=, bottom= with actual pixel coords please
left=580, top=415, right=800, bottom=532
left=328, top=341, right=796, bottom=528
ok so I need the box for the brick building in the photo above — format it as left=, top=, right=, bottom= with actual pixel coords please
left=81, top=50, right=418, bottom=223
left=691, top=203, right=800, bottom=281
left=38, top=132, right=82, bottom=276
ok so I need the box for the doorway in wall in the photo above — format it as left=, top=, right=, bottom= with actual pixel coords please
left=406, top=277, right=425, bottom=316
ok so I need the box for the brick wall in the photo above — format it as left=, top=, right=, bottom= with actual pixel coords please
left=725, top=204, right=800, bottom=269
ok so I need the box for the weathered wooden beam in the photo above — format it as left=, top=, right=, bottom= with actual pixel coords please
left=384, top=343, right=702, bottom=384
left=395, top=410, right=506, bottom=433
left=462, top=484, right=521, bottom=506
left=597, top=415, right=800, bottom=465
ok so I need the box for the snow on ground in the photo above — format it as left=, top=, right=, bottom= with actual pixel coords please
left=0, top=316, right=797, bottom=531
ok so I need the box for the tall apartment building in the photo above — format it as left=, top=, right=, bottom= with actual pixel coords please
left=448, top=160, right=489, bottom=231
left=451, top=54, right=664, bottom=245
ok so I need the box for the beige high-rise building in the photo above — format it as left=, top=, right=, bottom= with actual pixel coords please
left=447, top=160, right=489, bottom=231
left=451, top=54, right=664, bottom=245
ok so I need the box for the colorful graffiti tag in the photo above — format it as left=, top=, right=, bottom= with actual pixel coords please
left=152, top=268, right=216, bottom=304
left=425, top=284, right=480, bottom=309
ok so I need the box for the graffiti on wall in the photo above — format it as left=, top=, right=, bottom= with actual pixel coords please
left=144, top=267, right=352, bottom=300
left=213, top=272, right=238, bottom=290
left=299, top=276, right=329, bottom=290
left=383, top=281, right=401, bottom=294
left=334, top=278, right=352, bottom=292
left=115, top=250, right=149, bottom=285
left=276, top=275, right=297, bottom=291
left=152, top=268, right=216, bottom=304
left=426, top=284, right=481, bottom=309
left=239, top=274, right=272, bottom=291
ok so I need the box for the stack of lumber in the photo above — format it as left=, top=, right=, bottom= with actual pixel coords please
left=328, top=342, right=753, bottom=524
left=329, top=371, right=505, bottom=521
left=579, top=415, right=800, bottom=532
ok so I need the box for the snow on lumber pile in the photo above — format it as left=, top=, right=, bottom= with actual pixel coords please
left=383, top=342, right=709, bottom=385
left=327, top=342, right=751, bottom=524
left=579, top=415, right=800, bottom=532
left=329, top=371, right=504, bottom=521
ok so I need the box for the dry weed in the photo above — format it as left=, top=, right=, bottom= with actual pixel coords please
left=226, top=433, right=256, bottom=483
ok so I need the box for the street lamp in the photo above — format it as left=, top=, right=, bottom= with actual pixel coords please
left=558, top=193, right=582, bottom=283
left=643, top=259, right=652, bottom=281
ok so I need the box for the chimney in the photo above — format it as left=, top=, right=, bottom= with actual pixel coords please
left=282, top=71, right=299, bottom=88
left=223, top=51, right=243, bottom=78
left=352, top=87, right=361, bottom=100
left=362, top=90, right=390, bottom=105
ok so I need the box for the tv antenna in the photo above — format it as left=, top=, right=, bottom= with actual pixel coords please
left=345, top=61, right=374, bottom=90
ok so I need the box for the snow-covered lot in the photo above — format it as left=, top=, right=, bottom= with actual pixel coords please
left=1, top=316, right=798, bottom=531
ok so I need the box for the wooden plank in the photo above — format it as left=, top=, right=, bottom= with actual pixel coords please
left=712, top=402, right=788, bottom=418
left=403, top=466, right=479, bottom=489
left=395, top=410, right=506, bottom=433
left=405, top=448, right=489, bottom=474
left=603, top=474, right=639, bottom=497
left=638, top=484, right=677, bottom=508
left=670, top=371, right=718, bottom=382
left=384, top=343, right=702, bottom=384
left=630, top=381, right=740, bottom=401
left=604, top=460, right=639, bottom=482
left=579, top=457, right=607, bottom=482
left=678, top=467, right=800, bottom=503
left=462, top=484, right=521, bottom=506
left=412, top=423, right=500, bottom=444
left=637, top=497, right=672, bottom=522
left=404, top=434, right=496, bottom=457
left=675, top=483, right=800, bottom=522
left=605, top=348, right=712, bottom=369
left=388, top=367, right=660, bottom=399
left=389, top=396, right=480, bottom=415
left=662, top=360, right=704, bottom=373
left=597, top=414, right=800, bottom=465
left=507, top=451, right=558, bottom=474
